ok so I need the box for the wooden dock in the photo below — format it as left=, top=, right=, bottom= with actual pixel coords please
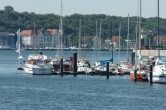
left=138, top=50, right=166, bottom=56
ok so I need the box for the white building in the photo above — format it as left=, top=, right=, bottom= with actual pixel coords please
left=21, top=29, right=58, bottom=49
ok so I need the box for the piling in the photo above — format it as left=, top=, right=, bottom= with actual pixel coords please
left=150, top=65, right=153, bottom=85
left=106, top=62, right=109, bottom=79
left=131, top=52, right=135, bottom=65
left=73, top=52, right=77, bottom=76
left=60, top=58, right=63, bottom=76
left=134, top=69, right=137, bottom=81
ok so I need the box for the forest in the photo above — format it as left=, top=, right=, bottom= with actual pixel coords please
left=0, top=6, right=166, bottom=46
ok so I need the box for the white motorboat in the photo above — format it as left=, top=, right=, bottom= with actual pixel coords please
left=93, top=61, right=117, bottom=75
left=24, top=53, right=52, bottom=75
left=77, top=59, right=93, bottom=74
left=148, top=58, right=166, bottom=83
left=118, top=61, right=133, bottom=74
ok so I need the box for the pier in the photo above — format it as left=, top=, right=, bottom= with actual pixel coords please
left=139, top=50, right=166, bottom=56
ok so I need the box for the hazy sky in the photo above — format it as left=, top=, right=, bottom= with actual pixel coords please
left=0, top=0, right=166, bottom=18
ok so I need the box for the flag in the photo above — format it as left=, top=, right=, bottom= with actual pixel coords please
left=16, top=29, right=20, bottom=53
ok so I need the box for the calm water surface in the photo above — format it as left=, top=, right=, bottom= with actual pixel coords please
left=0, top=50, right=166, bottom=110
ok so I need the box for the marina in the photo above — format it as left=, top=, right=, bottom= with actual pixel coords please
left=0, top=50, right=166, bottom=110
left=1, top=0, right=166, bottom=109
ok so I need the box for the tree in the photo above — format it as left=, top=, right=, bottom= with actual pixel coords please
left=4, top=6, right=14, bottom=13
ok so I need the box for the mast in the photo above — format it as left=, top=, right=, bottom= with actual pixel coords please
left=157, top=0, right=160, bottom=58
left=139, top=0, right=142, bottom=57
left=127, top=14, right=129, bottom=63
left=78, top=19, right=81, bottom=59
left=118, top=23, right=121, bottom=65
left=111, top=21, right=113, bottom=64
left=95, top=20, right=98, bottom=62
left=60, top=0, right=63, bottom=57
left=18, top=28, right=21, bottom=67
left=98, top=19, right=102, bottom=59
left=57, top=0, right=63, bottom=58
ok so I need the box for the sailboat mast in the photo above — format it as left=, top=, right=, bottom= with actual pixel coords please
left=18, top=28, right=21, bottom=67
left=18, top=28, right=21, bottom=56
left=157, top=0, right=160, bottom=58
left=118, top=23, right=121, bottom=64
left=111, top=22, right=113, bottom=64
left=139, top=0, right=142, bottom=56
left=95, top=20, right=98, bottom=61
left=60, top=0, right=63, bottom=57
left=78, top=19, right=81, bottom=59
left=127, top=15, right=129, bottom=63
left=99, top=19, right=102, bottom=59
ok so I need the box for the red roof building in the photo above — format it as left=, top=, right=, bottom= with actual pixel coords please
left=47, top=29, right=58, bottom=36
left=21, top=30, right=34, bottom=36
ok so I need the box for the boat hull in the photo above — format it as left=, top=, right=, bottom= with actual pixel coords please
left=24, top=64, right=52, bottom=75
left=130, top=71, right=148, bottom=81
left=148, top=74, right=166, bottom=84
left=130, top=73, right=142, bottom=81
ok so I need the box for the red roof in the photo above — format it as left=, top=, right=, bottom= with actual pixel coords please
left=21, top=30, right=34, bottom=36
left=111, top=36, right=119, bottom=42
left=47, top=29, right=58, bottom=36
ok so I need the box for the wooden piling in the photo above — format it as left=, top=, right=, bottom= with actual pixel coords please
left=134, top=69, right=137, bottom=81
left=73, top=52, right=77, bottom=76
left=60, top=58, right=63, bottom=76
left=150, top=65, right=153, bottom=85
left=106, top=62, right=109, bottom=79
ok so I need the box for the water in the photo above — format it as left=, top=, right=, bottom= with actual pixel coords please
left=0, top=50, right=166, bottom=110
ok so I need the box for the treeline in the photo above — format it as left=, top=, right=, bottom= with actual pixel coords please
left=1, top=5, right=166, bottom=41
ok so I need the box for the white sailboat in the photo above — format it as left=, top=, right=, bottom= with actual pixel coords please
left=77, top=19, right=93, bottom=74
left=16, top=28, right=24, bottom=70
left=130, top=0, right=149, bottom=81
left=92, top=20, right=115, bottom=74
left=49, top=0, right=71, bottom=73
left=118, top=16, right=133, bottom=75
left=148, top=0, right=166, bottom=83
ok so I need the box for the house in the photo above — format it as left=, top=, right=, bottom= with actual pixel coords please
left=21, top=29, right=59, bottom=49
left=111, top=36, right=119, bottom=48
left=0, top=32, right=15, bottom=49
left=21, top=30, right=34, bottom=49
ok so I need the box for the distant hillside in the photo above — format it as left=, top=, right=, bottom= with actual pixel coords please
left=0, top=5, right=166, bottom=41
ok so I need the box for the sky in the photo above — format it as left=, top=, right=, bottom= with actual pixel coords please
left=0, top=0, right=166, bottom=18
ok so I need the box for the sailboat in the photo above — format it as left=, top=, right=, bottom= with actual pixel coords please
left=130, top=0, right=150, bottom=81
left=118, top=15, right=133, bottom=75
left=16, top=29, right=24, bottom=70
left=92, top=20, right=115, bottom=75
left=77, top=19, right=93, bottom=74
left=147, top=0, right=166, bottom=83
left=49, top=0, right=71, bottom=73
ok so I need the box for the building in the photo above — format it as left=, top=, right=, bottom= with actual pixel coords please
left=21, top=30, right=34, bottom=49
left=0, top=32, right=15, bottom=49
left=21, top=29, right=59, bottom=49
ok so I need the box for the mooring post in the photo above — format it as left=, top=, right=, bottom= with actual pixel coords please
left=106, top=62, right=109, bottom=79
left=60, top=58, right=63, bottom=76
left=150, top=65, right=153, bottom=85
left=73, top=52, right=77, bottom=76
left=134, top=69, right=137, bottom=82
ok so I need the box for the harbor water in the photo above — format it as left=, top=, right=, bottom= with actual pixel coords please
left=0, top=50, right=166, bottom=110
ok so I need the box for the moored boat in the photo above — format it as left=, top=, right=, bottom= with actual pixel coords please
left=148, top=58, right=166, bottom=83
left=24, top=52, right=53, bottom=75
left=130, top=70, right=148, bottom=81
